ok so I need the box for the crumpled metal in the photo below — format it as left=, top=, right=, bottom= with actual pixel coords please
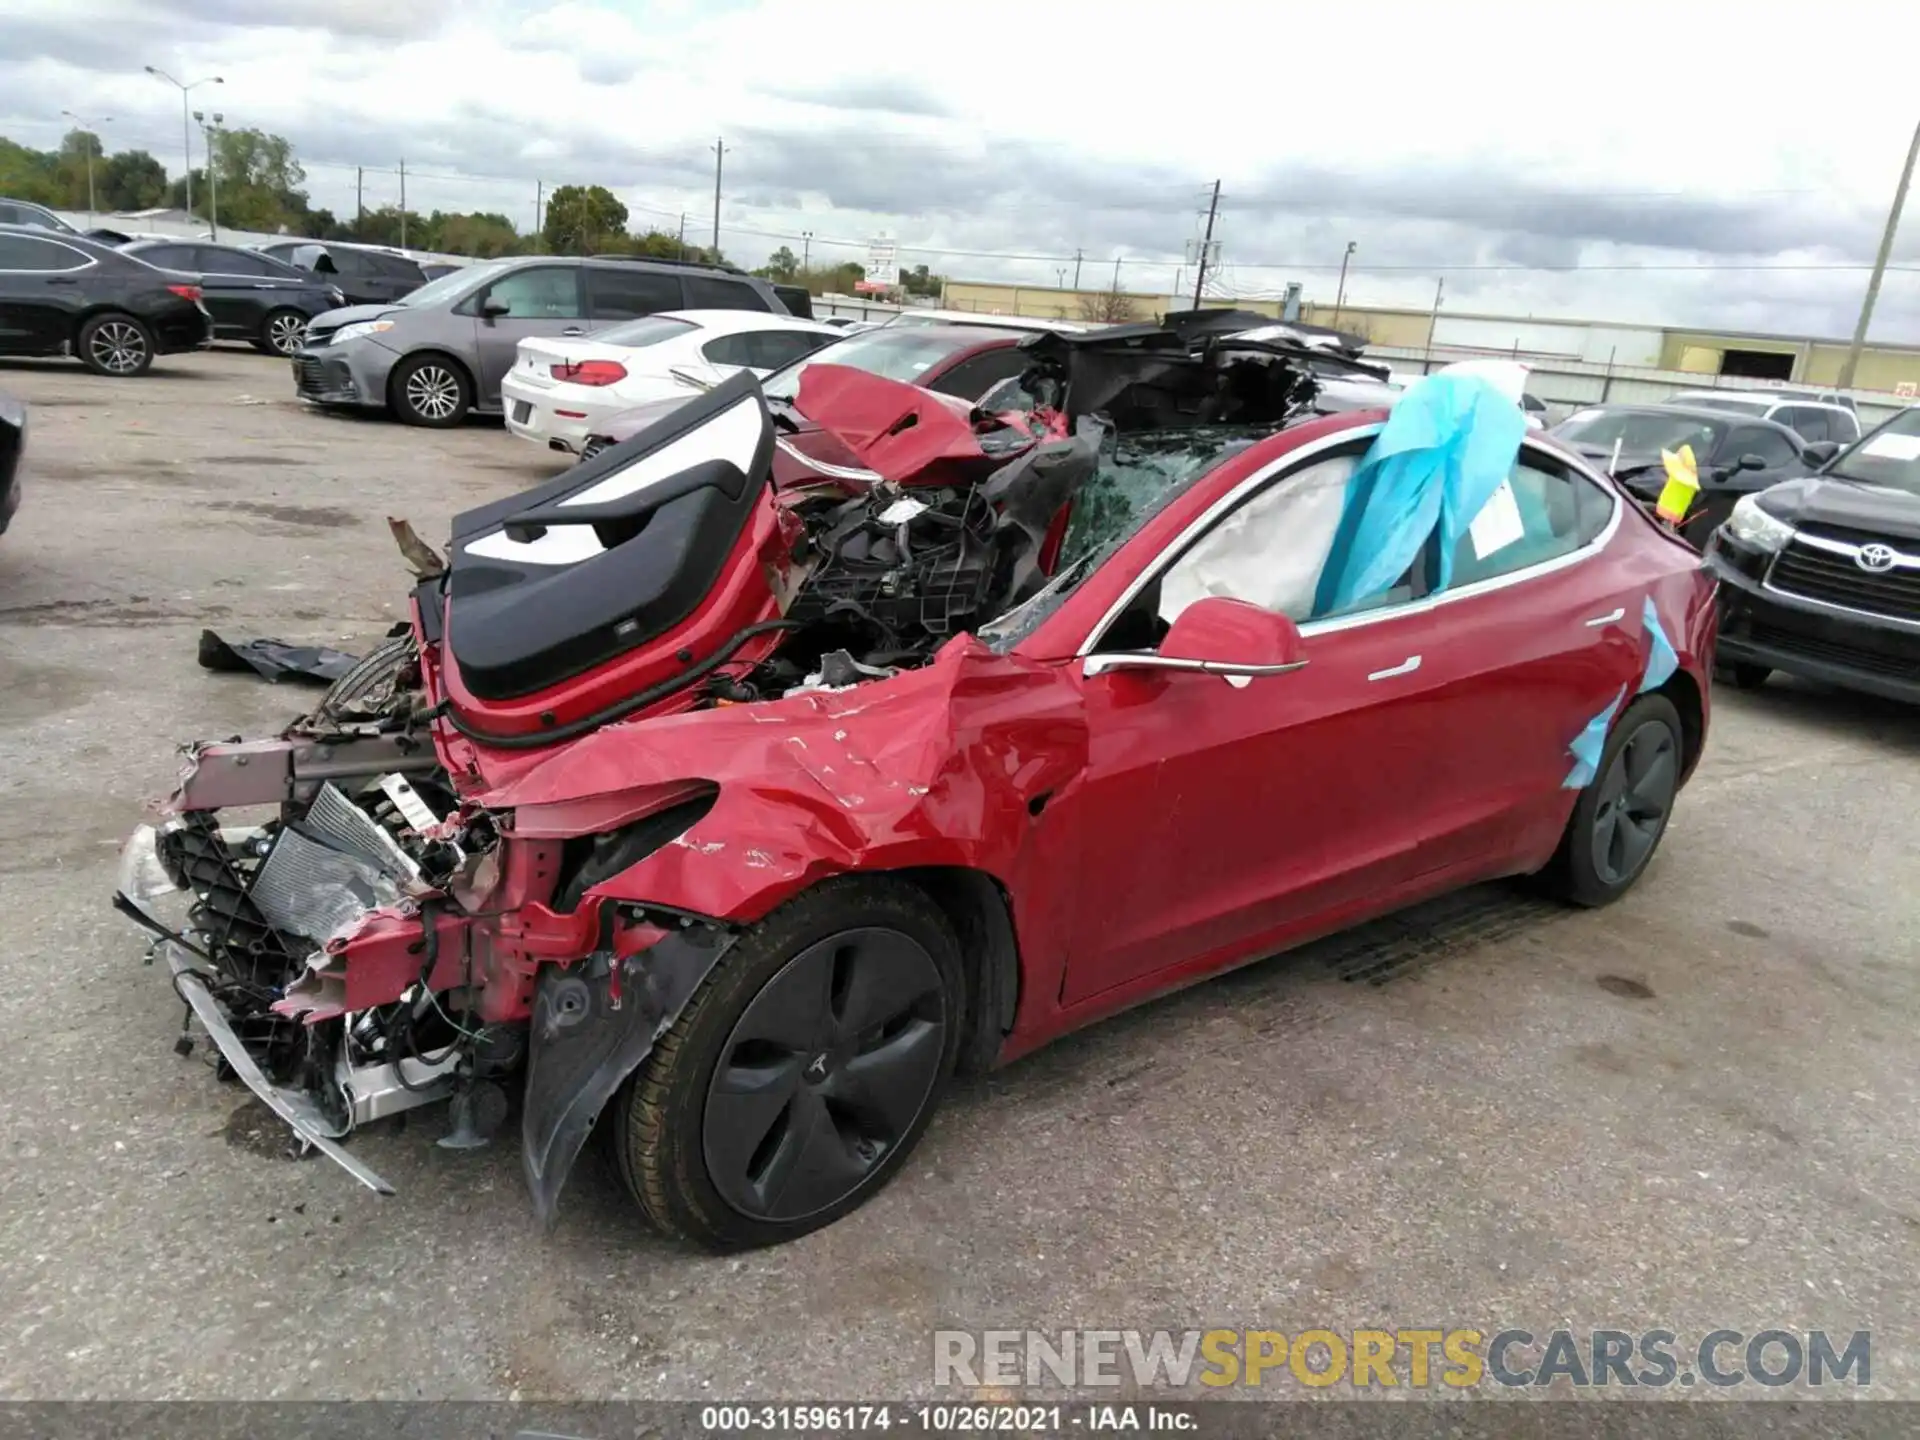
left=480, top=636, right=1091, bottom=924
left=197, top=629, right=360, bottom=686
left=1562, top=595, right=1681, bottom=788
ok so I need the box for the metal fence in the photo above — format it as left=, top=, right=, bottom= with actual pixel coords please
left=1374, top=345, right=1909, bottom=432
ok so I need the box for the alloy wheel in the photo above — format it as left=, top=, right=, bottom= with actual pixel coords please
left=90, top=321, right=148, bottom=375
left=1590, top=719, right=1678, bottom=886
left=405, top=364, right=461, bottom=422
left=267, top=313, right=307, bottom=355
left=702, top=927, right=948, bottom=1223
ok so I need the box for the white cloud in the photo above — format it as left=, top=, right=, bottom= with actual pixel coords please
left=3, top=0, right=1917, bottom=338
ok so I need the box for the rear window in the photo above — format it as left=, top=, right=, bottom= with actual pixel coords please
left=1554, top=409, right=1723, bottom=456
left=683, top=275, right=769, bottom=312
left=1829, top=408, right=1920, bottom=496
left=593, top=315, right=698, bottom=348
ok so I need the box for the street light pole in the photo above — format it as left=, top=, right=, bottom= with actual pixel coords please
left=1332, top=240, right=1357, bottom=327
left=60, top=110, right=112, bottom=223
left=143, top=66, right=223, bottom=224
left=194, top=110, right=224, bottom=240
left=1838, top=119, right=1920, bottom=392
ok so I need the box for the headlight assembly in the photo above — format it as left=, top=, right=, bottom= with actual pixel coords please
left=1725, top=493, right=1795, bottom=554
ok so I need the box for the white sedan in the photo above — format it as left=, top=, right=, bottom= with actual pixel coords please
left=501, top=309, right=843, bottom=454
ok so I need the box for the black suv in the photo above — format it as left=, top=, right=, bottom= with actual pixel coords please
left=1707, top=405, right=1920, bottom=703
left=0, top=224, right=211, bottom=376
left=121, top=240, right=345, bottom=356
left=256, top=240, right=427, bottom=305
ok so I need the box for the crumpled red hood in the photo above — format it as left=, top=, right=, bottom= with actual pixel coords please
left=793, top=364, right=986, bottom=483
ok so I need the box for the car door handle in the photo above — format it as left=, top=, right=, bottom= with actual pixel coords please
left=47, top=277, right=79, bottom=286
left=1584, top=607, right=1626, bottom=627
left=560, top=327, right=585, bottom=336
left=1367, top=655, right=1422, bottom=681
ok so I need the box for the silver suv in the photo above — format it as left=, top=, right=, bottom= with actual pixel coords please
left=289, top=255, right=789, bottom=426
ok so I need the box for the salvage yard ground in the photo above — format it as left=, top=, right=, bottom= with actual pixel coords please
left=1, top=349, right=1918, bottom=1401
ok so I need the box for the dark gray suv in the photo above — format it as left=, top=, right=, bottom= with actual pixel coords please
left=290, top=255, right=789, bottom=426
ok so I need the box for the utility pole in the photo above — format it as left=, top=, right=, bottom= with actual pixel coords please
left=677, top=212, right=687, bottom=260
left=714, top=136, right=725, bottom=259
left=534, top=180, right=543, bottom=242
left=802, top=230, right=813, bottom=270
left=1332, top=240, right=1357, bottom=326
left=355, top=166, right=364, bottom=232
left=1839, top=118, right=1920, bottom=391
left=1191, top=179, right=1221, bottom=310
left=398, top=159, right=407, bottom=249
left=1073, top=248, right=1083, bottom=289
left=60, top=111, right=110, bottom=223
left=1111, top=255, right=1121, bottom=292
left=1425, top=276, right=1445, bottom=363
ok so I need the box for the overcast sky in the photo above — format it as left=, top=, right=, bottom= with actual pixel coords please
left=4, top=0, right=1918, bottom=340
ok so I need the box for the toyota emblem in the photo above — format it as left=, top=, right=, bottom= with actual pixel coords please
left=1856, top=543, right=1899, bottom=573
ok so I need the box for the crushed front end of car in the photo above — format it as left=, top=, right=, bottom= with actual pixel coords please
left=115, top=325, right=1375, bottom=1222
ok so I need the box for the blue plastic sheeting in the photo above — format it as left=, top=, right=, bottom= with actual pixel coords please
left=1313, top=372, right=1528, bottom=617
left=1564, top=686, right=1627, bottom=789
left=1640, top=595, right=1678, bottom=693
left=1562, top=597, right=1681, bottom=788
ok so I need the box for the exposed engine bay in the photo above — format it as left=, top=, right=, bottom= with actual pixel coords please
left=115, top=313, right=1390, bottom=1212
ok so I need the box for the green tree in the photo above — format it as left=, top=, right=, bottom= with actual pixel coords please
left=900, top=262, right=943, bottom=299
left=347, top=204, right=429, bottom=247
left=97, top=149, right=169, bottom=210
left=542, top=183, right=627, bottom=254
left=757, top=244, right=799, bottom=281
left=433, top=210, right=522, bottom=257
left=803, top=261, right=865, bottom=296
left=0, top=136, right=60, bottom=205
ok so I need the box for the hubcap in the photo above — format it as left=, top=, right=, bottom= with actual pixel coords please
left=703, top=927, right=947, bottom=1223
left=1590, top=719, right=1678, bottom=886
left=91, top=321, right=147, bottom=374
left=405, top=365, right=461, bottom=421
left=269, top=315, right=306, bottom=354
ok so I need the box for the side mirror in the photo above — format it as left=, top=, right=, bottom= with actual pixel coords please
left=1801, top=440, right=1840, bottom=466
left=479, top=297, right=511, bottom=320
left=1083, top=597, right=1308, bottom=686
left=1735, top=453, right=1768, bottom=472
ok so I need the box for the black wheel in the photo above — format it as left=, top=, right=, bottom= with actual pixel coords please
left=257, top=308, right=309, bottom=356
left=1541, top=693, right=1683, bottom=908
left=315, top=633, right=415, bottom=722
left=1727, top=662, right=1772, bottom=690
left=77, top=312, right=153, bottom=376
left=615, top=877, right=965, bottom=1250
left=389, top=354, right=471, bottom=427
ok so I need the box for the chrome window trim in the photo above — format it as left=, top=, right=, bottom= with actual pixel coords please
left=0, top=236, right=99, bottom=275
left=1076, top=425, right=1624, bottom=657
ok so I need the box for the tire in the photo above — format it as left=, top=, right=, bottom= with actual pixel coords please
left=315, top=633, right=415, bottom=722
left=1727, top=662, right=1772, bottom=691
left=1540, top=693, right=1684, bottom=908
left=256, top=308, right=309, bottom=357
left=77, top=312, right=153, bottom=377
left=389, top=354, right=472, bottom=427
left=615, top=876, right=966, bottom=1250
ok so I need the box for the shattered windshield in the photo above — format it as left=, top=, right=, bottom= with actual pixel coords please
left=1827, top=408, right=1920, bottom=495
left=979, top=428, right=1264, bottom=649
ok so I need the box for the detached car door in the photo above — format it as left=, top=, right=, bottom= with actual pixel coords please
left=466, top=265, right=590, bottom=407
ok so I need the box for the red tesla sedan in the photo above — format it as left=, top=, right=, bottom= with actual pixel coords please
left=121, top=324, right=1716, bottom=1250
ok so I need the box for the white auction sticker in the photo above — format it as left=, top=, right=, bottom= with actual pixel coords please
left=1469, top=477, right=1527, bottom=559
